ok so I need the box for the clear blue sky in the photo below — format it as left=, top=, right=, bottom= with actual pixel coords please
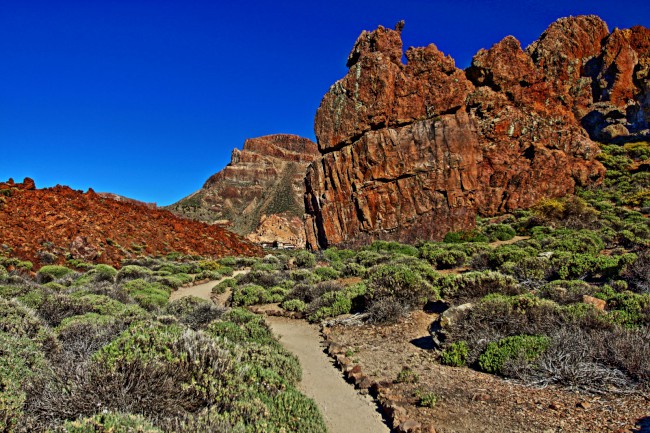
left=1, top=0, right=648, bottom=205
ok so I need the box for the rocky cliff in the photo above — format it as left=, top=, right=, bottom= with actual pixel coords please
left=0, top=178, right=261, bottom=269
left=305, top=15, right=648, bottom=249
left=169, top=134, right=319, bottom=247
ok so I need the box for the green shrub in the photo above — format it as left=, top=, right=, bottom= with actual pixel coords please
left=480, top=244, right=539, bottom=269
left=395, top=366, right=419, bottom=383
left=289, top=269, right=320, bottom=285
left=538, top=280, right=596, bottom=304
left=440, top=271, right=521, bottom=301
left=313, top=266, right=340, bottom=281
left=0, top=333, right=49, bottom=432
left=416, top=391, right=438, bottom=408
left=323, top=247, right=357, bottom=263
left=444, top=230, right=488, bottom=243
left=36, top=265, right=73, bottom=283
left=218, top=256, right=238, bottom=267
left=307, top=291, right=353, bottom=322
left=541, top=229, right=605, bottom=255
left=281, top=299, right=306, bottom=312
left=605, top=291, right=650, bottom=328
left=420, top=247, right=467, bottom=269
left=116, top=265, right=153, bottom=282
left=122, top=279, right=170, bottom=311
left=293, top=250, right=315, bottom=268
left=499, top=256, right=551, bottom=283
left=367, top=264, right=427, bottom=301
left=478, top=335, right=550, bottom=375
left=92, top=264, right=117, bottom=282
left=0, top=298, right=55, bottom=345
left=0, top=284, right=30, bottom=300
left=59, top=412, right=163, bottom=432
left=163, top=296, right=224, bottom=330
left=231, top=284, right=270, bottom=307
left=484, top=224, right=516, bottom=242
left=340, top=262, right=367, bottom=277
left=364, top=240, right=419, bottom=257
left=440, top=341, right=469, bottom=367
left=212, top=278, right=236, bottom=294
left=0, top=266, right=8, bottom=283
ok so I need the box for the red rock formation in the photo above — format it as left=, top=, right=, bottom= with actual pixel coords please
left=305, top=17, right=639, bottom=249
left=0, top=178, right=261, bottom=269
left=169, top=134, right=319, bottom=247
left=527, top=16, right=650, bottom=141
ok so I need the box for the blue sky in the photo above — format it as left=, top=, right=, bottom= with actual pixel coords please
left=1, top=0, right=648, bottom=205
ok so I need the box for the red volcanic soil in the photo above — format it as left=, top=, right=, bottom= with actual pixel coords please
left=0, top=178, right=262, bottom=269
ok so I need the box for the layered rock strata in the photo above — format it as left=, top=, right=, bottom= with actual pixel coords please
left=169, top=134, right=319, bottom=247
left=306, top=15, right=649, bottom=248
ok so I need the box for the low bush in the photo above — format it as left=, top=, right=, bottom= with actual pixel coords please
left=623, top=250, right=650, bottom=293
left=364, top=240, right=419, bottom=257
left=36, top=265, right=73, bottom=284
left=439, top=271, right=521, bottom=302
left=163, top=296, right=224, bottom=330
left=420, top=246, right=467, bottom=269
left=58, top=412, right=163, bottom=432
left=116, top=265, right=153, bottom=282
left=91, top=264, right=117, bottom=282
left=122, top=279, right=170, bottom=311
left=484, top=224, right=516, bottom=242
left=281, top=299, right=306, bottom=312
left=0, top=333, right=50, bottom=432
left=212, top=277, right=236, bottom=294
left=478, top=335, right=550, bottom=375
left=416, top=391, right=438, bottom=408
left=293, top=250, right=315, bottom=268
left=231, top=284, right=275, bottom=307
left=538, top=280, right=596, bottom=304
left=395, top=366, right=419, bottom=384
left=313, top=266, right=340, bottom=281
left=440, top=341, right=469, bottom=367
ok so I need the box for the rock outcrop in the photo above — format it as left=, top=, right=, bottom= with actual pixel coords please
left=0, top=178, right=261, bottom=269
left=305, top=15, right=649, bottom=249
left=169, top=134, right=319, bottom=247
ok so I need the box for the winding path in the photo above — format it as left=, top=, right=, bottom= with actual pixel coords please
left=169, top=273, right=390, bottom=433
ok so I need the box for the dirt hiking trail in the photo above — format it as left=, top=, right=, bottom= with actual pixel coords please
left=170, top=273, right=391, bottom=433
left=266, top=316, right=390, bottom=433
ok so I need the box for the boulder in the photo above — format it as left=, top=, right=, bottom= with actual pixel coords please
left=429, top=303, right=474, bottom=348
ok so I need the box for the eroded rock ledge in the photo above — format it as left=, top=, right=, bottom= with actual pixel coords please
left=305, top=15, right=648, bottom=249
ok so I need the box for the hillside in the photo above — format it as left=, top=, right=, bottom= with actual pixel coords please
left=168, top=134, right=319, bottom=247
left=0, top=178, right=261, bottom=270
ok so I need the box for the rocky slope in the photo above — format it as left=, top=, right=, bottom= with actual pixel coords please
left=169, top=134, right=319, bottom=247
left=0, top=178, right=261, bottom=269
left=305, top=15, right=649, bottom=249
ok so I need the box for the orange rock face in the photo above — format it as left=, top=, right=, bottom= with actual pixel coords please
left=169, top=134, right=319, bottom=247
left=305, top=15, right=648, bottom=249
left=0, top=178, right=261, bottom=269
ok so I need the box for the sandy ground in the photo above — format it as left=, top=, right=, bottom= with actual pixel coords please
left=266, top=316, right=390, bottom=433
left=169, top=271, right=391, bottom=433
left=329, top=310, right=650, bottom=433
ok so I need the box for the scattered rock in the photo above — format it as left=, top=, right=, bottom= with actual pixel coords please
left=577, top=401, right=592, bottom=409
left=398, top=419, right=422, bottom=433
left=429, top=303, right=473, bottom=348
left=583, top=295, right=607, bottom=310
